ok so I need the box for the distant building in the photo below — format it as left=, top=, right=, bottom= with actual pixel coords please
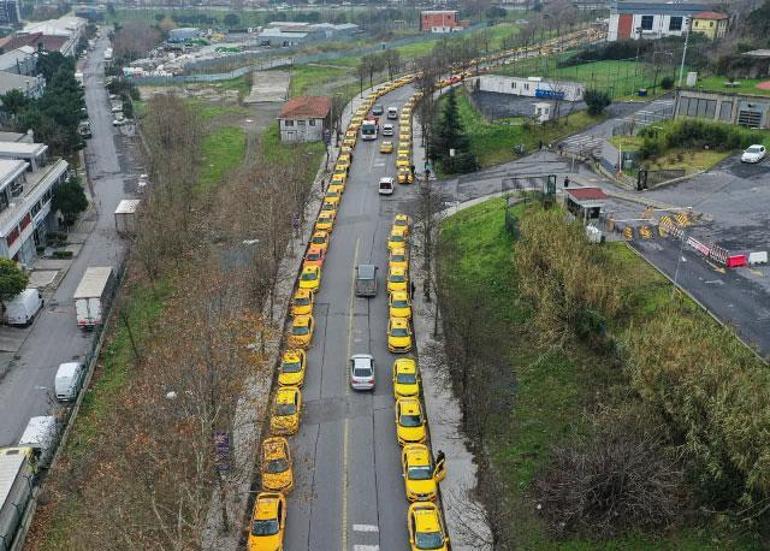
left=277, top=96, right=331, bottom=143
left=420, top=10, right=462, bottom=33
left=0, top=0, right=20, bottom=26
left=607, top=0, right=715, bottom=41
left=0, top=32, right=68, bottom=54
left=691, top=11, right=728, bottom=40
left=471, top=75, right=585, bottom=102
left=0, top=46, right=37, bottom=76
left=675, top=89, right=770, bottom=129
left=0, top=141, right=68, bottom=266
left=0, top=71, right=45, bottom=99
left=19, top=16, right=86, bottom=55
left=257, top=27, right=310, bottom=47
left=167, top=27, right=201, bottom=43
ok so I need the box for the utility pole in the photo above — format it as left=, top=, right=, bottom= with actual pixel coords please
left=678, top=27, right=690, bottom=87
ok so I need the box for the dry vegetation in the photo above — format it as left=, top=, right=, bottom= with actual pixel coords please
left=28, top=95, right=321, bottom=549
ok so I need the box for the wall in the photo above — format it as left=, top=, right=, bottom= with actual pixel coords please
left=675, top=89, right=770, bottom=129
left=279, top=117, right=324, bottom=143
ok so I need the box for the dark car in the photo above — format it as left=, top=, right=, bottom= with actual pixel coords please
left=372, top=104, right=384, bottom=116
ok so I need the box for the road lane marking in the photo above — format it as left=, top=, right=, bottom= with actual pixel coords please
left=342, top=237, right=360, bottom=551
left=352, top=524, right=379, bottom=533
left=353, top=546, right=380, bottom=551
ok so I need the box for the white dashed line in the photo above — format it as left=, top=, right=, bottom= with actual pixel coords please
left=353, top=546, right=380, bottom=551
left=352, top=524, right=379, bottom=533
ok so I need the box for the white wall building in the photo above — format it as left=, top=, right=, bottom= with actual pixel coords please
left=277, top=96, right=331, bottom=144
left=471, top=75, right=585, bottom=102
left=0, top=144, right=68, bottom=267
left=607, top=0, right=716, bottom=41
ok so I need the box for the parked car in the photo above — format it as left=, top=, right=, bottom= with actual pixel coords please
left=379, top=177, right=394, bottom=196
left=112, top=116, right=127, bottom=126
left=54, top=361, right=85, bottom=401
left=350, top=353, right=375, bottom=390
left=4, top=288, right=43, bottom=326
left=741, top=144, right=766, bottom=163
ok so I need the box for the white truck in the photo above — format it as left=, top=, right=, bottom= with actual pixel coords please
left=73, top=267, right=114, bottom=329
left=0, top=447, right=37, bottom=551
left=113, top=199, right=140, bottom=236
left=103, top=47, right=113, bottom=61
left=18, top=417, right=59, bottom=469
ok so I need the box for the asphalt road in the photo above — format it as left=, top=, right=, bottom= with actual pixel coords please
left=286, top=84, right=422, bottom=551
left=0, top=33, right=135, bottom=446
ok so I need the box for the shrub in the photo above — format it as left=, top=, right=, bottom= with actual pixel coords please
left=535, top=411, right=683, bottom=539
left=584, top=89, right=611, bottom=116
left=660, top=76, right=674, bottom=90
left=52, top=250, right=74, bottom=259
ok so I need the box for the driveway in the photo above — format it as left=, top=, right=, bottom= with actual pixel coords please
left=0, top=33, right=138, bottom=446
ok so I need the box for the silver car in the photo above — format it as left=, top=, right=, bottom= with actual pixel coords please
left=350, top=354, right=375, bottom=391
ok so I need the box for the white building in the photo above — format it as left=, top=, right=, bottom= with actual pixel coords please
left=607, top=0, right=716, bottom=41
left=19, top=15, right=86, bottom=56
left=277, top=96, right=331, bottom=144
left=0, top=143, right=68, bottom=266
left=471, top=75, right=585, bottom=102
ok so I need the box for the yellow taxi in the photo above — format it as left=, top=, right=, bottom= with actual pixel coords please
left=288, top=315, right=314, bottom=349
left=327, top=182, right=344, bottom=196
left=387, top=266, right=408, bottom=293
left=324, top=189, right=341, bottom=206
left=315, top=211, right=336, bottom=233
left=389, top=291, right=412, bottom=320
left=401, top=107, right=411, bottom=117
left=344, top=129, right=357, bottom=142
left=342, top=136, right=356, bottom=148
left=388, top=317, right=413, bottom=353
left=248, top=492, right=286, bottom=551
left=332, top=166, right=348, bottom=182
left=399, top=131, right=411, bottom=142
left=337, top=153, right=352, bottom=170
left=398, top=140, right=411, bottom=153
left=393, top=357, right=420, bottom=398
left=389, top=247, right=409, bottom=271
left=350, top=115, right=363, bottom=126
left=393, top=214, right=411, bottom=235
left=399, top=122, right=411, bottom=132
left=298, top=265, right=321, bottom=293
left=290, top=288, right=314, bottom=316
left=396, top=154, right=411, bottom=170
left=270, top=386, right=302, bottom=435
left=387, top=228, right=408, bottom=251
left=278, top=349, right=306, bottom=387
left=310, top=230, right=330, bottom=252
left=330, top=172, right=346, bottom=188
left=402, top=444, right=444, bottom=502
left=407, top=502, right=449, bottom=551
left=398, top=168, right=414, bottom=185
left=380, top=141, right=394, bottom=154
left=261, top=437, right=294, bottom=493
left=395, top=397, right=426, bottom=444
left=340, top=145, right=354, bottom=158
left=320, top=199, right=337, bottom=214
left=304, top=246, right=326, bottom=269
left=400, top=115, right=411, bottom=125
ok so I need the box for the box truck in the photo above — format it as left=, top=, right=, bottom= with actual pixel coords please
left=18, top=417, right=59, bottom=469
left=113, top=199, right=140, bottom=236
left=73, top=267, right=114, bottom=329
left=0, top=447, right=36, bottom=551
left=3, top=289, right=43, bottom=326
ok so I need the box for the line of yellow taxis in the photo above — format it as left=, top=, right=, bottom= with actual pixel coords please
left=248, top=74, right=419, bottom=551
left=248, top=31, right=606, bottom=548
left=386, top=212, right=451, bottom=551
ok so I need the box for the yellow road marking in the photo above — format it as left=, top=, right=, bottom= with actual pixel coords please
left=342, top=237, right=360, bottom=551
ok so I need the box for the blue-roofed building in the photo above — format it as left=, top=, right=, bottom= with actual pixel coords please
left=608, top=0, right=718, bottom=41
left=167, top=27, right=201, bottom=44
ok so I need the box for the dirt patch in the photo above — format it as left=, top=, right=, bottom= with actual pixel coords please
left=138, top=85, right=240, bottom=105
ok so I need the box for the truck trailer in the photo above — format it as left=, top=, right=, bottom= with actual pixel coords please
left=0, top=447, right=36, bottom=551
left=73, top=267, right=114, bottom=329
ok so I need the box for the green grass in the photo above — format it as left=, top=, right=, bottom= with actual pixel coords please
left=692, top=75, right=770, bottom=97
left=288, top=64, right=351, bottom=96
left=439, top=198, right=760, bottom=549
left=261, top=124, right=325, bottom=177
left=609, top=134, right=730, bottom=173
left=449, top=91, right=604, bottom=167
left=199, top=126, right=247, bottom=190
left=496, top=59, right=676, bottom=99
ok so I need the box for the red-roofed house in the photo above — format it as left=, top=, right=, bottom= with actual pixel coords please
left=0, top=33, right=68, bottom=54
left=565, top=187, right=607, bottom=222
left=277, top=96, right=332, bottom=143
left=691, top=11, right=729, bottom=40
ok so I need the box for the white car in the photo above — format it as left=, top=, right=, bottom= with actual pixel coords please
left=350, top=354, right=375, bottom=391
left=382, top=124, right=394, bottom=137
left=112, top=117, right=127, bottom=126
left=741, top=144, right=766, bottom=163
left=378, top=177, right=394, bottom=196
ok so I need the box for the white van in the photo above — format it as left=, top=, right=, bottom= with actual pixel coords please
left=387, top=107, right=399, bottom=120
left=55, top=361, right=85, bottom=402
left=18, top=415, right=59, bottom=468
left=4, top=288, right=43, bottom=326
left=378, top=177, right=394, bottom=196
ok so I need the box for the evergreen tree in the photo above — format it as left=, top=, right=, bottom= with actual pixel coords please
left=429, top=91, right=478, bottom=175
left=53, top=177, right=89, bottom=226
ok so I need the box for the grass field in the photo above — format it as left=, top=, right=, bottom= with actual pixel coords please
left=198, top=126, right=247, bottom=190
left=450, top=91, right=604, bottom=167
left=496, top=58, right=677, bottom=99
left=439, top=198, right=761, bottom=549
left=692, top=75, right=770, bottom=97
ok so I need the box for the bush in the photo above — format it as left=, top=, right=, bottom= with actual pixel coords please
left=52, top=250, right=74, bottom=259
left=660, top=76, right=674, bottom=90
left=637, top=120, right=765, bottom=159
left=584, top=89, right=611, bottom=116
left=535, top=411, right=683, bottom=539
